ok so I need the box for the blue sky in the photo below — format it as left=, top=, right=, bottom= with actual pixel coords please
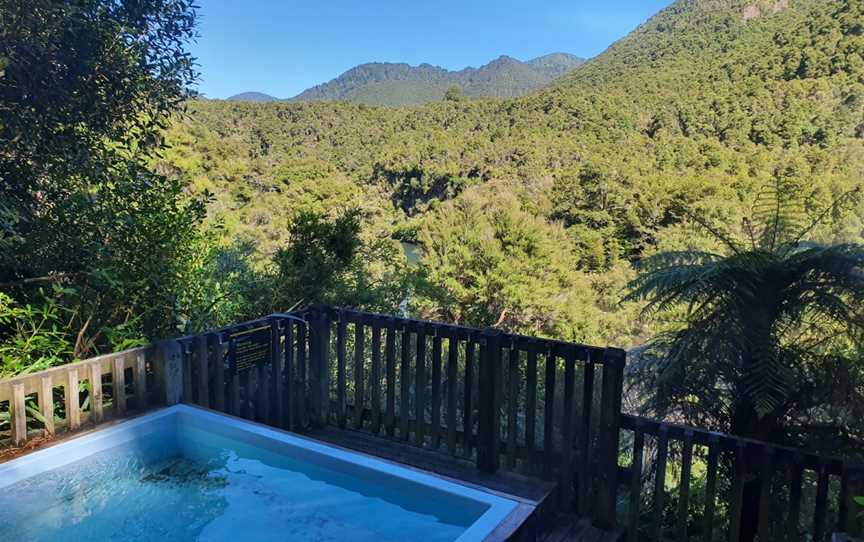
left=191, top=1, right=674, bottom=99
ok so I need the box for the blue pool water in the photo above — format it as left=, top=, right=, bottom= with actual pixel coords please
left=0, top=407, right=514, bottom=542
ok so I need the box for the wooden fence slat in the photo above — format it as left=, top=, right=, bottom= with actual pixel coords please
left=66, top=367, right=81, bottom=430
left=297, top=323, right=307, bottom=428
left=542, top=350, right=556, bottom=476
left=787, top=456, right=804, bottom=542
left=628, top=424, right=645, bottom=542
left=400, top=327, right=411, bottom=441
left=256, top=350, right=268, bottom=423
left=414, top=327, right=427, bottom=446
left=88, top=364, right=102, bottom=424
left=270, top=320, right=283, bottom=426
left=11, top=382, right=27, bottom=445
left=39, top=375, right=56, bottom=434
left=370, top=325, right=382, bottom=435
left=525, top=349, right=537, bottom=469
left=284, top=321, right=294, bottom=429
left=652, top=425, right=669, bottom=542
left=385, top=322, right=396, bottom=437
left=353, top=322, right=366, bottom=430
left=729, top=442, right=747, bottom=542
left=112, top=358, right=126, bottom=416
left=506, top=347, right=519, bottom=470
left=757, top=447, right=774, bottom=542
left=463, top=339, right=475, bottom=458
left=336, top=314, right=347, bottom=428
left=240, top=367, right=252, bottom=419
left=814, top=461, right=829, bottom=541
left=213, top=338, right=226, bottom=412
left=560, top=352, right=576, bottom=510
left=476, top=330, right=502, bottom=473
left=182, top=342, right=193, bottom=403
left=578, top=357, right=595, bottom=516
left=677, top=431, right=694, bottom=542
left=703, top=435, right=720, bottom=542
left=430, top=332, right=442, bottom=449
left=135, top=352, right=147, bottom=409
left=446, top=334, right=458, bottom=454
left=228, top=339, right=240, bottom=417
left=196, top=335, right=210, bottom=409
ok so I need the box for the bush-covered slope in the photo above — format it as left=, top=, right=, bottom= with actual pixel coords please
left=288, top=53, right=585, bottom=105
left=159, top=0, right=864, bottom=344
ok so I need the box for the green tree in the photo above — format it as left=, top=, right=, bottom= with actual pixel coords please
left=414, top=185, right=603, bottom=342
left=626, top=180, right=864, bottom=447
left=0, top=0, right=203, bottom=363
left=443, top=85, right=465, bottom=102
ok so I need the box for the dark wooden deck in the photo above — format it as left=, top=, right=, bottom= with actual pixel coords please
left=307, top=426, right=619, bottom=541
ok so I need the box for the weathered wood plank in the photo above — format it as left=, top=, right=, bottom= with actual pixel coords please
left=182, top=342, right=193, bottom=403
left=336, top=314, right=347, bottom=428
left=196, top=335, right=210, bottom=409
left=353, top=322, right=366, bottom=430
left=506, top=347, right=519, bottom=470
left=703, top=435, right=720, bottom=542
left=66, top=367, right=81, bottom=430
left=446, top=334, right=458, bottom=454
left=283, top=321, right=294, bottom=429
left=112, top=357, right=127, bottom=416
left=296, top=323, right=307, bottom=428
left=677, top=431, right=694, bottom=542
left=542, top=350, right=556, bottom=477
left=577, top=358, right=595, bottom=517
left=728, top=442, right=747, bottom=542
left=400, top=327, right=411, bottom=441
left=628, top=424, right=645, bottom=542
left=787, top=456, right=804, bottom=542
left=814, top=461, right=829, bottom=541
left=213, top=338, right=226, bottom=412
left=370, top=325, right=382, bottom=435
left=525, top=349, right=538, bottom=469
left=11, top=382, right=27, bottom=445
left=385, top=321, right=397, bottom=437
left=135, top=352, right=147, bottom=409
left=463, top=339, right=475, bottom=458
left=652, top=425, right=669, bottom=542
left=430, top=332, right=442, bottom=449
left=88, top=364, right=102, bottom=424
left=39, top=375, right=56, bottom=434
left=270, top=320, right=283, bottom=426
left=560, top=352, right=576, bottom=510
left=414, top=326, right=427, bottom=446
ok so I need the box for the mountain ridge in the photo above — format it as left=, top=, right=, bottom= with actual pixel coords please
left=227, top=53, right=585, bottom=106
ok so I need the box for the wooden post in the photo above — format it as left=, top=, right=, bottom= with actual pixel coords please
left=135, top=352, right=147, bottom=410
left=89, top=363, right=103, bottom=423
left=196, top=334, right=210, bottom=408
left=270, top=318, right=283, bottom=426
left=112, top=356, right=127, bottom=416
left=11, top=382, right=27, bottom=446
left=308, top=306, right=331, bottom=428
left=593, top=347, right=626, bottom=530
left=39, top=375, right=55, bottom=435
left=66, top=367, right=81, bottom=430
left=155, top=340, right=183, bottom=406
left=477, top=329, right=502, bottom=473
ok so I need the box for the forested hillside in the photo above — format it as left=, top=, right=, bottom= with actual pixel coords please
left=158, top=0, right=864, bottom=347
left=235, top=53, right=586, bottom=106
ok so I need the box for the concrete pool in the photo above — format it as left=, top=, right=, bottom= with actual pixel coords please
left=0, top=405, right=518, bottom=541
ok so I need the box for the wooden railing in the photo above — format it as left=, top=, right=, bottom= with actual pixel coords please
left=2, top=305, right=862, bottom=542
left=0, top=345, right=162, bottom=446
left=617, top=415, right=864, bottom=541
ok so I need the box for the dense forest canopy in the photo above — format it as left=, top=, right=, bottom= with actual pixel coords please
left=157, top=0, right=864, bottom=347
left=2, top=0, right=863, bottom=458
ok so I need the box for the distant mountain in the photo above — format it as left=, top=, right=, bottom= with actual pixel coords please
left=288, top=53, right=585, bottom=106
left=227, top=92, right=279, bottom=102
